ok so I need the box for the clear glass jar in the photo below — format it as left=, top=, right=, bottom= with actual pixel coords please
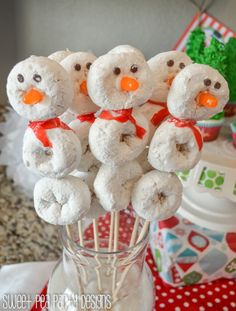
left=48, top=210, right=155, bottom=311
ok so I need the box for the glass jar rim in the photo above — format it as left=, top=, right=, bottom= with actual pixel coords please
left=59, top=223, right=150, bottom=256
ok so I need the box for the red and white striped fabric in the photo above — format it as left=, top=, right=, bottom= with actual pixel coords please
left=174, top=12, right=236, bottom=51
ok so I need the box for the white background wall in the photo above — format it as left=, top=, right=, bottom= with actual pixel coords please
left=1, top=0, right=236, bottom=103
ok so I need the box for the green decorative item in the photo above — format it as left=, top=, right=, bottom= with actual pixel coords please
left=198, top=167, right=225, bottom=191
left=186, top=27, right=205, bottom=63
left=200, top=37, right=227, bottom=78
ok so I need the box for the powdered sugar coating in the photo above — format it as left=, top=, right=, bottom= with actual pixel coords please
left=87, top=51, right=153, bottom=110
left=61, top=52, right=99, bottom=115
left=48, top=49, right=74, bottom=63
left=167, top=63, right=229, bottom=121
left=34, top=175, right=91, bottom=225
left=89, top=109, right=149, bottom=166
left=7, top=56, right=73, bottom=121
left=148, top=120, right=201, bottom=172
left=132, top=170, right=183, bottom=221
left=23, top=127, right=81, bottom=178
left=94, top=160, right=143, bottom=212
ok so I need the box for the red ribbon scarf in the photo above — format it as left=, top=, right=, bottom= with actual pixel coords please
left=148, top=100, right=170, bottom=127
left=77, top=112, right=96, bottom=124
left=99, top=108, right=146, bottom=139
left=168, top=117, right=203, bottom=151
left=28, top=117, right=71, bottom=148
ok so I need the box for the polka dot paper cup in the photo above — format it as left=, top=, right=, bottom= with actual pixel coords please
left=230, top=122, right=236, bottom=148
left=197, top=112, right=224, bottom=142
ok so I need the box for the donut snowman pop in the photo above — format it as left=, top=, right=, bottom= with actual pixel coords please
left=138, top=51, right=192, bottom=173
left=6, top=55, right=91, bottom=226
left=87, top=46, right=153, bottom=295
left=149, top=63, right=230, bottom=172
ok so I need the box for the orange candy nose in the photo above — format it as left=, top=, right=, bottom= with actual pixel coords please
left=166, top=74, right=175, bottom=87
left=23, top=88, right=44, bottom=105
left=80, top=80, right=88, bottom=95
left=120, top=76, right=139, bottom=92
left=196, top=91, right=218, bottom=108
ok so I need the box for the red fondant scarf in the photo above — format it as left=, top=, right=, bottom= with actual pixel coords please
left=99, top=108, right=146, bottom=139
left=168, top=117, right=203, bottom=151
left=77, top=112, right=96, bottom=124
left=148, top=100, right=170, bottom=127
left=28, top=117, right=71, bottom=148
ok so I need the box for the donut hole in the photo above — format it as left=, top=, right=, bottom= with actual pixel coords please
left=176, top=142, right=189, bottom=155
left=45, top=149, right=53, bottom=156
left=120, top=133, right=131, bottom=144
left=154, top=192, right=166, bottom=205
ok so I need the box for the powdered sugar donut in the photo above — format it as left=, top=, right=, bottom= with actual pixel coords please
left=89, top=109, right=149, bottom=166
left=148, top=119, right=202, bottom=172
left=87, top=49, right=153, bottom=110
left=48, top=49, right=74, bottom=63
left=94, top=160, right=143, bottom=212
left=23, top=125, right=82, bottom=178
left=132, top=170, right=183, bottom=221
left=70, top=118, right=99, bottom=171
left=34, top=175, right=91, bottom=225
left=7, top=56, right=73, bottom=121
left=60, top=52, right=99, bottom=115
left=168, top=63, right=229, bottom=121
left=73, top=166, right=107, bottom=219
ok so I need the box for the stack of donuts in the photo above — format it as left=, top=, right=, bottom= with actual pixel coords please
left=6, top=45, right=229, bottom=298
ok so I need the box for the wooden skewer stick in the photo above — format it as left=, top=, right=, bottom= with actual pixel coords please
left=113, top=219, right=150, bottom=302
left=106, top=211, right=115, bottom=276
left=77, top=220, right=88, bottom=285
left=93, top=218, right=102, bottom=292
left=112, top=211, right=120, bottom=295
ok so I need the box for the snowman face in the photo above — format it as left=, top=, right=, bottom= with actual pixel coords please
left=148, top=51, right=192, bottom=103
left=167, top=63, right=229, bottom=121
left=60, top=52, right=98, bottom=114
left=48, top=49, right=74, bottom=63
left=7, top=56, right=73, bottom=121
left=87, top=51, right=153, bottom=110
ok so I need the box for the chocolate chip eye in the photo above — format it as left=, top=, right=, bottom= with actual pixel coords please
left=167, top=59, right=174, bottom=67
left=86, top=62, right=92, bottom=70
left=130, top=64, right=138, bottom=73
left=204, top=78, right=211, bottom=86
left=74, top=64, right=81, bottom=71
left=33, top=74, right=42, bottom=83
left=17, top=74, right=24, bottom=83
left=214, top=82, right=221, bottom=89
left=179, top=62, right=185, bottom=69
left=113, top=67, right=121, bottom=75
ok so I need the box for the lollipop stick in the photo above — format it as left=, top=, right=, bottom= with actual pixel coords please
left=93, top=219, right=102, bottom=291
left=112, top=211, right=120, bottom=294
